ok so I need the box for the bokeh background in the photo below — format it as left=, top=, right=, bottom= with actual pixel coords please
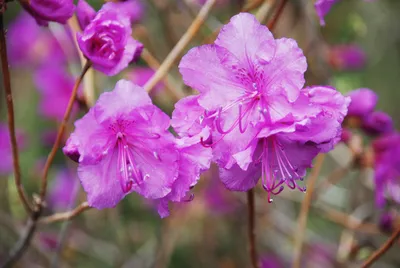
left=1, top=0, right=400, bottom=267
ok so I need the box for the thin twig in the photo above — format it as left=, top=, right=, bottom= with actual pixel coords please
left=267, top=0, right=288, bottom=30
left=292, top=154, right=326, bottom=268
left=140, top=48, right=183, bottom=100
left=39, top=61, right=92, bottom=203
left=247, top=189, right=259, bottom=268
left=361, top=225, right=400, bottom=268
left=143, top=0, right=216, bottom=93
left=39, top=202, right=90, bottom=224
left=0, top=14, right=32, bottom=214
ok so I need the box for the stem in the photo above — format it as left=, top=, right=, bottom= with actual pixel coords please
left=247, top=189, right=258, bottom=268
left=39, top=202, right=90, bottom=224
left=292, top=154, right=325, bottom=268
left=0, top=14, right=32, bottom=214
left=143, top=0, right=216, bottom=93
left=361, top=225, right=400, bottom=268
left=39, top=61, right=92, bottom=202
left=267, top=0, right=288, bottom=30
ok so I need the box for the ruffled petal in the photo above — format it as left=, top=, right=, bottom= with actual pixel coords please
left=215, top=13, right=276, bottom=67
left=263, top=38, right=307, bottom=102
left=219, top=162, right=261, bottom=191
left=76, top=0, right=96, bottom=30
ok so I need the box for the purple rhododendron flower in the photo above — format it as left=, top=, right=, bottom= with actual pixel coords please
left=261, top=255, right=283, bottom=268
left=362, top=111, right=393, bottom=136
left=179, top=13, right=349, bottom=201
left=346, top=88, right=378, bottom=117
left=157, top=128, right=212, bottom=218
left=21, top=0, right=75, bottom=26
left=7, top=12, right=65, bottom=68
left=0, top=124, right=24, bottom=175
left=76, top=0, right=96, bottom=30
left=34, top=66, right=80, bottom=121
left=77, top=2, right=143, bottom=76
left=373, top=133, right=400, bottom=207
left=48, top=169, right=79, bottom=210
left=63, top=80, right=179, bottom=209
left=314, top=0, right=338, bottom=26
left=328, top=44, right=366, bottom=70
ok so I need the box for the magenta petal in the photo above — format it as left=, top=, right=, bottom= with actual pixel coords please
left=76, top=0, right=96, bottom=30
left=219, top=162, right=261, bottom=192
left=179, top=44, right=244, bottom=110
left=78, top=148, right=127, bottom=209
left=262, top=38, right=307, bottom=102
left=25, top=0, right=75, bottom=25
left=215, top=13, right=276, bottom=67
left=94, top=80, right=152, bottom=123
left=347, top=88, right=378, bottom=117
left=314, top=0, right=339, bottom=26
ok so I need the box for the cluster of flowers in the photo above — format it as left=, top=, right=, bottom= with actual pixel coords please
left=344, top=88, right=399, bottom=207
left=3, top=0, right=353, bottom=217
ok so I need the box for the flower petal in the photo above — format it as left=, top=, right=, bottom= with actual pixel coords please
left=219, top=162, right=261, bottom=192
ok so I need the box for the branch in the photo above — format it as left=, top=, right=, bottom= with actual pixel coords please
left=247, top=189, right=259, bottom=268
left=39, top=61, right=92, bottom=202
left=361, top=225, right=400, bottom=268
left=39, top=202, right=90, bottom=224
left=292, top=154, right=326, bottom=268
left=0, top=14, right=32, bottom=214
left=267, top=0, right=288, bottom=30
left=143, top=0, right=216, bottom=93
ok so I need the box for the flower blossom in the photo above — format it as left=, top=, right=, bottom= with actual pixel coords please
left=328, top=44, right=366, bottom=71
left=178, top=13, right=349, bottom=201
left=7, top=12, right=66, bottom=68
left=373, top=132, right=400, bottom=207
left=21, top=0, right=75, bottom=26
left=0, top=124, right=24, bottom=175
left=362, top=111, right=393, bottom=136
left=346, top=88, right=377, bottom=117
left=34, top=66, right=81, bottom=121
left=63, top=80, right=179, bottom=209
left=77, top=1, right=143, bottom=76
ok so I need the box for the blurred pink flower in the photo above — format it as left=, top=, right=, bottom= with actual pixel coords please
left=328, top=44, right=366, bottom=71
left=48, top=169, right=79, bottom=210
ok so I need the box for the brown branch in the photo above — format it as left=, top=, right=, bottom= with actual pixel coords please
left=292, top=154, right=326, bottom=268
left=143, top=0, right=216, bottom=93
left=267, top=0, right=288, bottom=30
left=0, top=14, right=32, bottom=214
left=39, top=61, right=92, bottom=203
left=40, top=202, right=90, bottom=224
left=361, top=225, right=400, bottom=268
left=247, top=189, right=259, bottom=268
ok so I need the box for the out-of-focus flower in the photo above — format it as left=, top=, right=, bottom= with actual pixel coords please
left=128, top=67, right=164, bottom=96
left=34, top=66, right=80, bottom=121
left=63, top=80, right=179, bottom=210
left=379, top=211, right=394, bottom=233
left=21, top=0, right=75, bottom=26
left=77, top=2, right=143, bottom=76
left=346, top=88, right=378, bottom=117
left=0, top=124, right=25, bottom=175
left=7, top=12, right=65, bottom=68
left=261, top=255, right=283, bottom=268
left=314, top=0, right=338, bottom=26
left=303, top=243, right=336, bottom=268
left=178, top=13, right=350, bottom=201
left=328, top=44, right=366, bottom=71
left=373, top=133, right=400, bottom=207
left=48, top=169, right=79, bottom=210
left=362, top=111, right=393, bottom=136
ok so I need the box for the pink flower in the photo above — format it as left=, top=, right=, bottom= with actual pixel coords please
left=346, top=88, right=378, bottom=117
left=328, top=44, right=366, bottom=70
left=63, top=80, right=179, bottom=209
left=7, top=12, right=66, bottom=68
left=77, top=2, right=143, bottom=76
left=22, top=0, right=75, bottom=26
left=362, top=111, right=393, bottom=136
left=314, top=0, right=339, bottom=26
left=0, top=124, right=25, bottom=175
left=128, top=67, right=164, bottom=96
left=48, top=169, right=79, bottom=210
left=178, top=13, right=349, bottom=200
left=34, top=66, right=80, bottom=121
left=373, top=133, right=400, bottom=207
